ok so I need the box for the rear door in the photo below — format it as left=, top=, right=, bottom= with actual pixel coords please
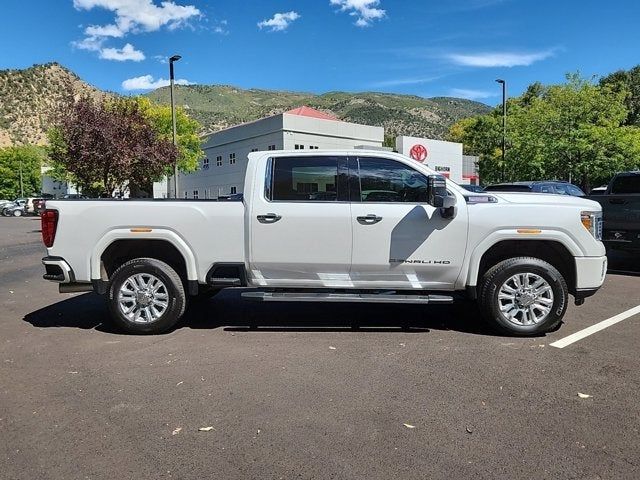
left=249, top=155, right=353, bottom=287
left=349, top=156, right=468, bottom=290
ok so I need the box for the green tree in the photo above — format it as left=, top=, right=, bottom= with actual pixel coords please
left=449, top=74, right=640, bottom=188
left=600, top=65, right=640, bottom=126
left=134, top=97, right=204, bottom=173
left=0, top=145, right=44, bottom=199
left=48, top=97, right=177, bottom=197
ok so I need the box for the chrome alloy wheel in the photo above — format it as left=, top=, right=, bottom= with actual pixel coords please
left=117, top=273, right=169, bottom=323
left=497, top=273, right=554, bottom=326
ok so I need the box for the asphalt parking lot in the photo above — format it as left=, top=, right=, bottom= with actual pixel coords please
left=1, top=216, right=639, bottom=480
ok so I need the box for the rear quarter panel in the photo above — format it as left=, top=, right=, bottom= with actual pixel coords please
left=45, top=200, right=245, bottom=283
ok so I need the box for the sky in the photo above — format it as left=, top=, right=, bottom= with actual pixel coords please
left=1, top=0, right=639, bottom=105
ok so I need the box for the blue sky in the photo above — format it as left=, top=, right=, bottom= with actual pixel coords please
left=1, top=0, right=639, bottom=105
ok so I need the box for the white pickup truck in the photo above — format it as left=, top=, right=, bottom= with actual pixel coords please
left=40, top=150, right=607, bottom=335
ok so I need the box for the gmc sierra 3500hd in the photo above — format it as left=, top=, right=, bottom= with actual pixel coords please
left=40, top=150, right=607, bottom=336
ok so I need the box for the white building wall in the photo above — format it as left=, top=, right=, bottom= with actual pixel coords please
left=164, top=112, right=384, bottom=198
left=395, top=136, right=464, bottom=184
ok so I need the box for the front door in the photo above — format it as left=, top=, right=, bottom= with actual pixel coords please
left=249, top=155, right=353, bottom=287
left=349, top=156, right=468, bottom=290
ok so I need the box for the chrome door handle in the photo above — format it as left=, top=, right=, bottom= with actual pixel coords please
left=257, top=213, right=282, bottom=224
left=357, top=214, right=382, bottom=225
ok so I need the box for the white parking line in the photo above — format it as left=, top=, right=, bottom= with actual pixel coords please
left=550, top=305, right=640, bottom=349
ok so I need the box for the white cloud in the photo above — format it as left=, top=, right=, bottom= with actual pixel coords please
left=213, top=19, right=229, bottom=35
left=370, top=76, right=440, bottom=88
left=72, top=35, right=106, bottom=52
left=99, top=43, right=145, bottom=61
left=448, top=88, right=495, bottom=100
left=330, top=0, right=385, bottom=27
left=122, top=74, right=192, bottom=91
left=73, top=0, right=201, bottom=37
left=447, top=49, right=555, bottom=67
left=84, top=23, right=124, bottom=38
left=257, top=11, right=300, bottom=32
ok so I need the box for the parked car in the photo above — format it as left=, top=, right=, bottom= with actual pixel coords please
left=589, top=171, right=640, bottom=253
left=461, top=184, right=485, bottom=193
left=588, top=186, right=608, bottom=196
left=2, top=201, right=27, bottom=217
left=41, top=150, right=606, bottom=336
left=25, top=197, right=45, bottom=215
left=2, top=199, right=26, bottom=216
left=485, top=181, right=585, bottom=196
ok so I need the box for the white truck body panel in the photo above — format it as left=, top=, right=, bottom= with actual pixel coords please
left=44, top=150, right=607, bottom=294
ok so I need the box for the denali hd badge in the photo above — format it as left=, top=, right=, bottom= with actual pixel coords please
left=389, top=259, right=451, bottom=265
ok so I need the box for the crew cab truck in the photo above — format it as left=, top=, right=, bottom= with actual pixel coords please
left=40, top=150, right=607, bottom=336
left=590, top=171, right=640, bottom=253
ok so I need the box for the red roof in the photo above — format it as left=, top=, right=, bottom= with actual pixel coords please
left=285, top=106, right=338, bottom=121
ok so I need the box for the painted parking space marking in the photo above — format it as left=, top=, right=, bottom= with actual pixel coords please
left=550, top=304, right=640, bottom=349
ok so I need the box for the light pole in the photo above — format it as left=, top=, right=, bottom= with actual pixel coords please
left=169, top=54, right=181, bottom=198
left=18, top=157, right=24, bottom=197
left=495, top=79, right=506, bottom=181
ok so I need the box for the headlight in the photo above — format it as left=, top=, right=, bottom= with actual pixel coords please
left=581, top=211, right=603, bottom=241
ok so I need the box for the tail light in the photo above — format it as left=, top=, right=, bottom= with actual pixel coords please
left=41, top=209, right=59, bottom=248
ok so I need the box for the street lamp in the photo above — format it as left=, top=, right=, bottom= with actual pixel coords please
left=169, top=54, right=182, bottom=198
left=495, top=79, right=507, bottom=181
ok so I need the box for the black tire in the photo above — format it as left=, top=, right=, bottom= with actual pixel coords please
left=478, top=257, right=568, bottom=336
left=13, top=209, right=23, bottom=217
left=107, top=258, right=186, bottom=334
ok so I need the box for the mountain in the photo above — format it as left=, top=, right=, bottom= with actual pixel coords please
left=146, top=85, right=491, bottom=141
left=0, top=63, right=490, bottom=147
left=0, top=63, right=108, bottom=147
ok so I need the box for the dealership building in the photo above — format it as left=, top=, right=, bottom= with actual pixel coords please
left=155, top=106, right=478, bottom=199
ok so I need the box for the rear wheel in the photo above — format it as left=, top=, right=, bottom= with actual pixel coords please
left=478, top=257, right=568, bottom=336
left=107, top=258, right=186, bottom=334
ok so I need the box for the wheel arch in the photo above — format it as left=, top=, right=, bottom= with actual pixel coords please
left=91, top=230, right=198, bottom=288
left=467, top=239, right=577, bottom=297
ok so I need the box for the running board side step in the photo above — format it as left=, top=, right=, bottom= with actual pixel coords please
left=241, top=292, right=454, bottom=304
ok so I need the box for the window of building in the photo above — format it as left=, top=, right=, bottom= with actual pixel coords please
left=229, top=153, right=236, bottom=165
left=250, top=148, right=259, bottom=152
left=193, top=190, right=199, bottom=199
left=269, top=156, right=339, bottom=202
left=358, top=157, right=428, bottom=203
left=309, top=145, right=319, bottom=150
left=268, top=145, right=276, bottom=151
left=216, top=155, right=223, bottom=167
left=294, top=144, right=305, bottom=150
left=230, top=186, right=237, bottom=195
left=203, top=157, right=210, bottom=170
left=184, top=191, right=188, bottom=199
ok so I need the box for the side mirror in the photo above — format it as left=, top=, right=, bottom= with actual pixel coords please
left=427, top=174, right=457, bottom=218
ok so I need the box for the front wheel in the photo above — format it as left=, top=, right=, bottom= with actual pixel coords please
left=13, top=209, right=23, bottom=217
left=478, top=257, right=568, bottom=336
left=107, top=258, right=186, bottom=334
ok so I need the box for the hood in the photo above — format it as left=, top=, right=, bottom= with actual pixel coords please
left=491, top=192, right=602, bottom=209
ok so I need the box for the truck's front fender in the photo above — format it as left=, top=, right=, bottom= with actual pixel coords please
left=459, top=229, right=584, bottom=289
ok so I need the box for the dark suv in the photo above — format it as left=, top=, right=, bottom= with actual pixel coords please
left=485, top=181, right=585, bottom=196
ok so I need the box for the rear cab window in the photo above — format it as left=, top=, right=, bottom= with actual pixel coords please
left=610, top=175, right=640, bottom=194
left=266, top=156, right=348, bottom=202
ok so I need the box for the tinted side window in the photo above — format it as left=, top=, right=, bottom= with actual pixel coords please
left=358, top=157, right=428, bottom=203
left=611, top=175, right=640, bottom=194
left=567, top=185, right=585, bottom=196
left=270, top=156, right=339, bottom=201
left=552, top=184, right=569, bottom=195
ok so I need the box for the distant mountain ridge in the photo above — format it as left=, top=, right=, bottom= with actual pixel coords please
left=0, top=63, right=491, bottom=147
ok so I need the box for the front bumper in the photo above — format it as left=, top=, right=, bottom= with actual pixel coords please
left=42, top=256, right=75, bottom=283
left=574, top=255, right=607, bottom=291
